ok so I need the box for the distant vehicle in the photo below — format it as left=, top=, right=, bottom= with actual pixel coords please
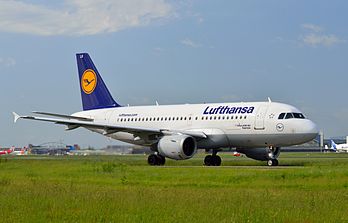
left=233, top=152, right=241, bottom=157
left=13, top=53, right=318, bottom=166
left=0, top=147, right=13, bottom=155
left=329, top=140, right=348, bottom=153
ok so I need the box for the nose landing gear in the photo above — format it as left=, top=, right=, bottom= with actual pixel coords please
left=267, top=159, right=279, bottom=166
left=267, top=146, right=280, bottom=166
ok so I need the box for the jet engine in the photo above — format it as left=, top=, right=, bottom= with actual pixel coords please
left=157, top=135, right=197, bottom=160
left=236, top=147, right=281, bottom=161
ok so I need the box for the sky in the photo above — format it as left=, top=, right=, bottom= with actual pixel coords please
left=0, top=0, right=347, bottom=148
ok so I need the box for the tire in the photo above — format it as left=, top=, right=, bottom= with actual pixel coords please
left=267, top=160, right=273, bottom=166
left=213, top=155, right=222, bottom=166
left=157, top=155, right=166, bottom=165
left=148, top=154, right=158, bottom=166
left=267, top=159, right=279, bottom=166
left=204, top=155, right=212, bottom=166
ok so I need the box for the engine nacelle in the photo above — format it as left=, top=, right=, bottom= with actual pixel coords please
left=236, top=147, right=281, bottom=161
left=157, top=135, right=197, bottom=160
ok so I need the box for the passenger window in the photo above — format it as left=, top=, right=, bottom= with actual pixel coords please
left=278, top=113, right=286, bottom=119
left=285, top=113, right=294, bottom=119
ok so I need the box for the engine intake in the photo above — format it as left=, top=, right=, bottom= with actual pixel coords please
left=157, top=135, right=197, bottom=160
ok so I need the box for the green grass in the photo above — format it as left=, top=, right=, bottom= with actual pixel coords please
left=0, top=153, right=347, bottom=222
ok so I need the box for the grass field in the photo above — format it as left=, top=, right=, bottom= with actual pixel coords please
left=0, top=153, right=347, bottom=223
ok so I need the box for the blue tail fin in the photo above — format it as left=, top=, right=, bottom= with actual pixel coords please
left=76, top=53, right=121, bottom=110
left=330, top=140, right=337, bottom=151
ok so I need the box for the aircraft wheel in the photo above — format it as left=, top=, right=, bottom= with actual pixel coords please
left=157, top=155, right=166, bottom=165
left=267, top=159, right=279, bottom=166
left=204, top=155, right=212, bottom=166
left=212, top=155, right=222, bottom=166
left=148, top=154, right=158, bottom=166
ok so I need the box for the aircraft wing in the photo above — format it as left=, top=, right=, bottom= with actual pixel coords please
left=32, top=111, right=94, bottom=121
left=12, top=112, right=207, bottom=139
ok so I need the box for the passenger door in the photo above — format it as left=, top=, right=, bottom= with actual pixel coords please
left=254, top=105, right=269, bottom=130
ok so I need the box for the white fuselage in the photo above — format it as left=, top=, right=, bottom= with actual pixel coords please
left=73, top=101, right=318, bottom=149
left=334, top=144, right=348, bottom=153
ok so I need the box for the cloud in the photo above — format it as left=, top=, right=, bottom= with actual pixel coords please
left=299, top=24, right=345, bottom=47
left=180, top=38, right=201, bottom=48
left=301, top=23, right=324, bottom=32
left=301, top=34, right=343, bottom=47
left=0, top=0, right=174, bottom=36
left=0, top=57, right=16, bottom=67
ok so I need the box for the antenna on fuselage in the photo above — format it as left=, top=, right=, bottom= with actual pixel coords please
left=268, top=97, right=272, bottom=103
left=156, top=101, right=159, bottom=106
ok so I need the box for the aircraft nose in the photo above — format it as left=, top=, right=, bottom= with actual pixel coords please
left=303, top=120, right=319, bottom=140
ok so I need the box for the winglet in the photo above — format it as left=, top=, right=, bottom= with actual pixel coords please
left=12, top=112, right=21, bottom=123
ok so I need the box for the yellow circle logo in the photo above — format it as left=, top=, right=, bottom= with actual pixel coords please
left=81, top=69, right=97, bottom=94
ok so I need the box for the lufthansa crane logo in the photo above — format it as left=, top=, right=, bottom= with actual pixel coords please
left=81, top=69, right=97, bottom=94
left=276, top=123, right=284, bottom=132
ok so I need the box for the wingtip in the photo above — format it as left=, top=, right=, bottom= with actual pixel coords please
left=12, top=112, right=21, bottom=123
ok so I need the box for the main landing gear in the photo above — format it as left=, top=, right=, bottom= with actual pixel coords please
left=204, top=150, right=222, bottom=166
left=148, top=153, right=166, bottom=166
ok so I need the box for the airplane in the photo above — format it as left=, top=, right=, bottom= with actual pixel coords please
left=13, top=53, right=318, bottom=166
left=328, top=140, right=348, bottom=153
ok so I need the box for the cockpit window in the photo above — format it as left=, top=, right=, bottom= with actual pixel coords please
left=278, top=113, right=286, bottom=119
left=293, top=113, right=305, bottom=119
left=279, top=112, right=306, bottom=119
left=285, top=113, right=294, bottom=119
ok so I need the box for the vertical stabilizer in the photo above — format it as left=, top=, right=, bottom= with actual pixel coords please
left=330, top=140, right=337, bottom=151
left=76, top=53, right=121, bottom=110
